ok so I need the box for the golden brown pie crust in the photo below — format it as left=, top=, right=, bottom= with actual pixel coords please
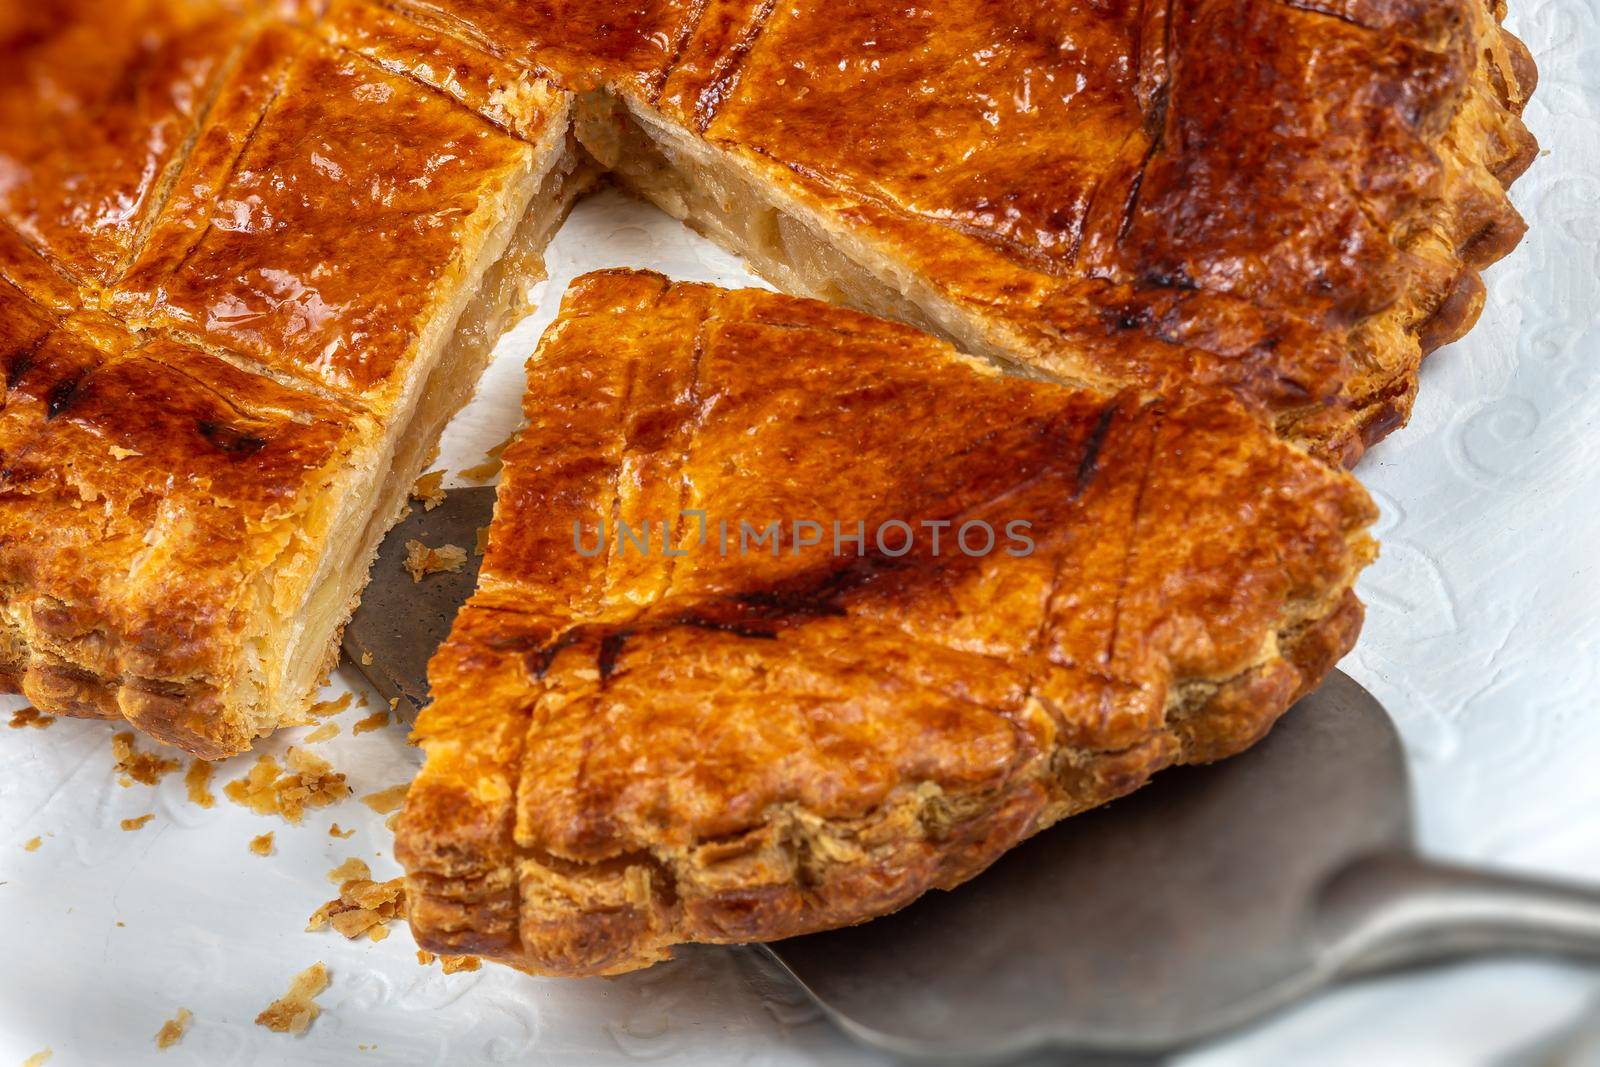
left=110, top=22, right=540, bottom=410
left=0, top=0, right=255, bottom=290
left=396, top=270, right=1377, bottom=975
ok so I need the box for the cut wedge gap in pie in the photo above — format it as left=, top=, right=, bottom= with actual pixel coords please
left=517, top=0, right=1537, bottom=463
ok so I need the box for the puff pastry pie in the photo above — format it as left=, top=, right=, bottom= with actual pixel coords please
left=397, top=270, right=1377, bottom=976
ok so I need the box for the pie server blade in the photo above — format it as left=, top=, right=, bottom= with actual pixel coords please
left=346, top=487, right=1600, bottom=1063
left=342, top=485, right=497, bottom=717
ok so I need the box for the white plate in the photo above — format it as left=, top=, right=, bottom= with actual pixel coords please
left=2, top=7, right=1597, bottom=1061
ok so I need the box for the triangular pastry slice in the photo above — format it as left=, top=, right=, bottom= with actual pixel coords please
left=398, top=270, right=1377, bottom=975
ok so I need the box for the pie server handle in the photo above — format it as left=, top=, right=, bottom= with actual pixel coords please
left=1319, top=851, right=1600, bottom=976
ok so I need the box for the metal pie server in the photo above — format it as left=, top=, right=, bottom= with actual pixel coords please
left=347, top=486, right=1600, bottom=1063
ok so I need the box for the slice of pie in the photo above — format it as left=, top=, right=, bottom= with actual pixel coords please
left=0, top=6, right=589, bottom=755
left=398, top=270, right=1377, bottom=976
left=392, top=0, right=1537, bottom=464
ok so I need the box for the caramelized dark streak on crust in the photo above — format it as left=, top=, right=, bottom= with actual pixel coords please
left=398, top=271, right=1378, bottom=976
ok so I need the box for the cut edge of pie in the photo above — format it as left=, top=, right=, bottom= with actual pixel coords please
left=255, top=131, right=597, bottom=751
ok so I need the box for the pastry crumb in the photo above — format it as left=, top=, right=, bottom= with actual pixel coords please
left=351, top=711, right=389, bottom=736
left=328, top=822, right=355, bottom=839
left=250, top=832, right=275, bottom=856
left=22, top=1049, right=51, bottom=1066
left=403, top=539, right=468, bottom=582
left=411, top=469, right=447, bottom=511
left=309, top=692, right=353, bottom=718
left=327, top=857, right=371, bottom=884
left=303, top=722, right=340, bottom=744
left=184, top=760, right=215, bottom=808
left=308, top=866, right=406, bottom=941
left=108, top=444, right=142, bottom=460
left=9, top=706, right=54, bottom=729
left=360, top=650, right=374, bottom=666
left=277, top=689, right=351, bottom=728
left=224, top=749, right=350, bottom=824
left=459, top=436, right=511, bottom=481
left=255, top=962, right=329, bottom=1035
left=154, top=1007, right=192, bottom=1049
left=416, top=949, right=480, bottom=973
left=360, top=784, right=408, bottom=815
left=224, top=756, right=281, bottom=814
left=23, top=836, right=41, bottom=852
left=121, top=814, right=154, bottom=831
left=112, top=732, right=181, bottom=787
